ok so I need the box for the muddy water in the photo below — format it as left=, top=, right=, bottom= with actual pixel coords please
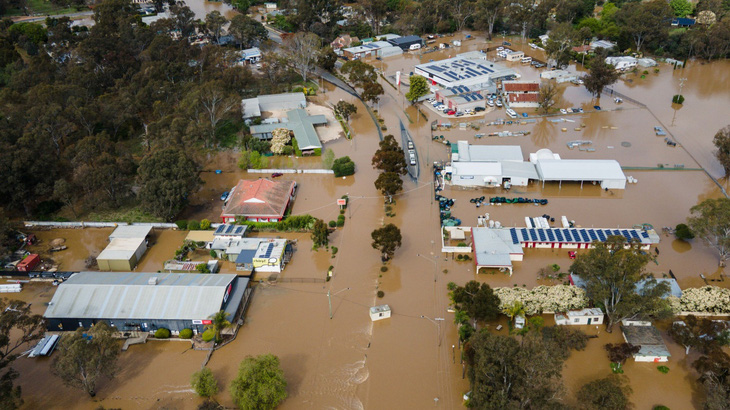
left=10, top=35, right=730, bottom=410
left=184, top=0, right=236, bottom=20
left=25, top=228, right=112, bottom=271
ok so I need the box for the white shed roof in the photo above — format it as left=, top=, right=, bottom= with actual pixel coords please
left=457, top=141, right=523, bottom=162
left=97, top=237, right=145, bottom=261
left=452, top=161, right=502, bottom=177
left=109, top=225, right=152, bottom=240
left=44, top=272, right=240, bottom=320
left=472, top=228, right=523, bottom=267
left=535, top=159, right=625, bottom=181
left=501, top=161, right=538, bottom=179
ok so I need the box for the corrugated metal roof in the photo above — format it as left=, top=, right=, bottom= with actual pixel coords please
left=97, top=238, right=145, bottom=261
left=44, top=272, right=239, bottom=320
left=109, top=225, right=152, bottom=240
left=535, top=159, right=626, bottom=181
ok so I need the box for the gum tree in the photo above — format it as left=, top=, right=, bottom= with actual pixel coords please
left=688, top=198, right=730, bottom=266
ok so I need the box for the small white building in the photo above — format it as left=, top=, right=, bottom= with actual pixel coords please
left=505, top=50, right=525, bottom=62
left=540, top=69, right=579, bottom=83
left=555, top=308, right=604, bottom=326
left=239, top=47, right=262, bottom=64
left=621, top=321, right=671, bottom=362
left=370, top=305, right=391, bottom=321
left=605, top=56, right=638, bottom=71
left=590, top=39, right=616, bottom=51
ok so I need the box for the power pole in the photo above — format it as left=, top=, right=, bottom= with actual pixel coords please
left=328, top=287, right=350, bottom=319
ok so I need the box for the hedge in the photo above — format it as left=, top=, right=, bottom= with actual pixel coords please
left=154, top=328, right=171, bottom=339
left=179, top=328, right=194, bottom=339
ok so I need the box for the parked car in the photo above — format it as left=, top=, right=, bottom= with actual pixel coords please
left=474, top=106, right=486, bottom=112
left=271, top=172, right=283, bottom=178
left=455, top=112, right=464, bottom=117
left=407, top=140, right=414, bottom=150
left=447, top=110, right=456, bottom=115
left=220, top=191, right=230, bottom=201
left=496, top=46, right=504, bottom=51
left=487, top=100, right=495, bottom=107
left=495, top=100, right=503, bottom=107
left=502, top=41, right=511, bottom=46
left=560, top=108, right=567, bottom=114
left=521, top=112, right=528, bottom=118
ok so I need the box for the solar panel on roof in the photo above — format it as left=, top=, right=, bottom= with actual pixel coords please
left=538, top=230, right=546, bottom=241
left=521, top=228, right=528, bottom=240
left=580, top=230, right=590, bottom=242
left=215, top=225, right=225, bottom=234
left=511, top=229, right=519, bottom=244
left=597, top=230, right=606, bottom=241
left=621, top=230, right=630, bottom=239
left=589, top=231, right=597, bottom=240
left=630, top=231, right=639, bottom=239
left=529, top=229, right=536, bottom=241
left=547, top=230, right=555, bottom=241
left=612, top=230, right=620, bottom=236
left=555, top=230, right=564, bottom=241
left=431, top=66, right=445, bottom=72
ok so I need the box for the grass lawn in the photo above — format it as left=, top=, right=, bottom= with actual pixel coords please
left=85, top=206, right=163, bottom=223
left=1, top=0, right=84, bottom=17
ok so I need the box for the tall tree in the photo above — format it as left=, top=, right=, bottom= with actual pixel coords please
left=405, top=75, right=429, bottom=103
left=52, top=322, right=120, bottom=397
left=451, top=281, right=501, bottom=327
left=670, top=0, right=694, bottom=18
left=229, top=354, right=287, bottom=410
left=374, top=171, right=404, bottom=200
left=205, top=11, right=228, bottom=44
left=713, top=125, right=730, bottom=176
left=452, top=0, right=476, bottom=33
left=576, top=375, right=632, bottom=410
left=372, top=134, right=407, bottom=174
left=340, top=60, right=378, bottom=88
left=465, top=330, right=570, bottom=409
left=569, top=236, right=672, bottom=332
left=475, top=0, right=505, bottom=40
left=537, top=82, right=558, bottom=114
left=584, top=49, right=620, bottom=98
left=670, top=315, right=730, bottom=355
left=688, top=198, right=730, bottom=266
left=206, top=311, right=231, bottom=343
left=0, top=299, right=46, bottom=409
left=283, top=32, right=321, bottom=82
left=693, top=349, right=730, bottom=409
left=137, top=148, right=201, bottom=221
left=358, top=0, right=389, bottom=35
left=311, top=219, right=330, bottom=247
left=170, top=3, right=196, bottom=38
left=228, top=14, right=268, bottom=50
left=361, top=81, right=384, bottom=105
left=616, top=0, right=672, bottom=52
left=334, top=101, right=357, bottom=122
left=371, top=223, right=402, bottom=261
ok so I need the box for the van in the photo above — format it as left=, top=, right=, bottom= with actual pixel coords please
left=506, top=108, right=517, bottom=118
left=521, top=57, right=532, bottom=64
left=409, top=43, right=421, bottom=51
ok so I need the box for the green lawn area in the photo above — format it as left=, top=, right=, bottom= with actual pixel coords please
left=1, top=0, right=84, bottom=17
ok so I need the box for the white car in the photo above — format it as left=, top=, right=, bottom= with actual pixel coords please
left=427, top=97, right=435, bottom=102
left=496, top=46, right=504, bottom=51
left=560, top=108, right=567, bottom=114
left=506, top=108, right=517, bottom=118
left=495, top=100, right=503, bottom=107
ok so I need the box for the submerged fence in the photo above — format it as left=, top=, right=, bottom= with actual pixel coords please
left=247, top=169, right=334, bottom=174
left=603, top=88, right=646, bottom=108
left=24, top=221, right=178, bottom=229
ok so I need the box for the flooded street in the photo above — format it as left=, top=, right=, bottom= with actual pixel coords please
left=8, top=34, right=730, bottom=410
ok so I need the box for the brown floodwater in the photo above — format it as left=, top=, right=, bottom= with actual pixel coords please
left=10, top=34, right=730, bottom=410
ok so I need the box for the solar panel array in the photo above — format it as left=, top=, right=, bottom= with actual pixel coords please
left=419, top=58, right=495, bottom=82
left=262, top=243, right=275, bottom=258
left=508, top=228, right=653, bottom=245
left=215, top=224, right=245, bottom=236
left=460, top=92, right=484, bottom=102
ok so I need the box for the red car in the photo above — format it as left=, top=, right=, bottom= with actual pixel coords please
left=447, top=110, right=456, bottom=115
left=271, top=172, right=283, bottom=178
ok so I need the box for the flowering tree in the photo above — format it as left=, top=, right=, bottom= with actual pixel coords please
left=493, top=285, right=588, bottom=315
left=270, top=128, right=291, bottom=155
left=673, top=286, right=730, bottom=314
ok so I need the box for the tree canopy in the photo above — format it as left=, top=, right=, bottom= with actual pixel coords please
left=372, top=134, right=407, bottom=175
left=576, top=375, right=632, bottom=410
left=137, top=148, right=201, bottom=221
left=371, top=223, right=402, bottom=261
left=450, top=281, right=501, bottom=326
left=584, top=49, right=620, bottom=98
left=713, top=125, right=730, bottom=176
left=669, top=314, right=730, bottom=355
left=688, top=198, right=730, bottom=266
left=569, top=236, right=672, bottom=331
left=191, top=367, right=219, bottom=398
left=51, top=321, right=120, bottom=397
left=405, top=75, right=429, bottom=103
left=229, top=354, right=287, bottom=410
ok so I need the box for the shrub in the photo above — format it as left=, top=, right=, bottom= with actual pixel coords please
left=336, top=214, right=345, bottom=227
left=332, top=156, right=355, bottom=177
left=653, top=406, right=669, bottom=410
left=210, top=249, right=217, bottom=258
left=672, top=94, right=685, bottom=104
left=202, top=329, right=216, bottom=342
left=377, top=290, right=385, bottom=298
left=657, top=365, right=670, bottom=374
left=329, top=220, right=337, bottom=228
left=675, top=223, right=694, bottom=240
left=331, top=247, right=338, bottom=255
left=200, top=219, right=211, bottom=230
left=175, top=220, right=188, bottom=229
left=191, top=367, right=218, bottom=398
left=380, top=266, right=388, bottom=272
left=154, top=328, right=171, bottom=339
left=282, top=145, right=294, bottom=155
left=180, top=329, right=194, bottom=339
left=551, top=264, right=560, bottom=272
left=340, top=209, right=345, bottom=214
left=187, top=220, right=200, bottom=230
left=456, top=254, right=464, bottom=261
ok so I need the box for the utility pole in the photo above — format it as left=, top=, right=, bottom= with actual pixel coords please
left=416, top=253, right=438, bottom=282
left=421, top=315, right=445, bottom=346
left=328, top=287, right=350, bottom=319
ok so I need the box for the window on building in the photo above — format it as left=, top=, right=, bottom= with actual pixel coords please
left=573, top=318, right=580, bottom=323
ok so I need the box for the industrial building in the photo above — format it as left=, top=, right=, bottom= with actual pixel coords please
left=415, top=56, right=517, bottom=89
left=96, top=225, right=152, bottom=271
left=44, top=272, right=252, bottom=335
left=435, top=86, right=487, bottom=111
left=534, top=158, right=627, bottom=190
left=242, top=92, right=307, bottom=119
left=221, top=178, right=297, bottom=223
left=342, top=41, right=394, bottom=59
left=471, top=226, right=660, bottom=273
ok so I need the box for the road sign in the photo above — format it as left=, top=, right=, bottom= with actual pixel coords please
left=337, top=199, right=347, bottom=206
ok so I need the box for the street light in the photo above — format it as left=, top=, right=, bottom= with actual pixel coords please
left=327, top=287, right=350, bottom=319
left=416, top=253, right=438, bottom=282
left=421, top=315, right=445, bottom=346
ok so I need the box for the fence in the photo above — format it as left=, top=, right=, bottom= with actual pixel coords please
left=246, top=169, right=334, bottom=174
left=603, top=88, right=646, bottom=108
left=24, top=221, right=178, bottom=229
left=272, top=277, right=325, bottom=283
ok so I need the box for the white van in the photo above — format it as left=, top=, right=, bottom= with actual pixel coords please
left=409, top=43, right=421, bottom=51
left=409, top=152, right=416, bottom=165
left=521, top=57, right=532, bottom=64
left=506, top=108, right=518, bottom=118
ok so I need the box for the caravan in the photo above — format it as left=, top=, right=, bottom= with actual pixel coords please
left=506, top=108, right=518, bottom=118
left=521, top=56, right=532, bottom=64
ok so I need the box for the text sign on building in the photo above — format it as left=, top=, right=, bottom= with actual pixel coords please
left=192, top=319, right=213, bottom=325
left=192, top=320, right=203, bottom=325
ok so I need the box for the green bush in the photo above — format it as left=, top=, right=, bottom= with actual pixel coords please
left=329, top=220, right=337, bottom=228
left=187, top=220, right=200, bottom=230
left=313, top=148, right=321, bottom=156
left=332, top=156, right=355, bottom=177
left=331, top=247, right=338, bottom=255
left=210, top=249, right=217, bottom=258
left=675, top=223, right=694, bottom=240
left=202, top=329, right=216, bottom=342
left=154, top=328, right=171, bottom=339
left=175, top=220, right=188, bottom=229
left=657, top=365, right=670, bottom=374
left=200, top=219, right=211, bottom=230
left=191, top=367, right=218, bottom=398
left=380, top=266, right=388, bottom=272
left=179, top=328, right=194, bottom=339
left=282, top=145, right=294, bottom=155
left=336, top=217, right=344, bottom=227
left=377, top=290, right=385, bottom=298
left=672, top=94, right=685, bottom=104
left=653, top=406, right=669, bottom=410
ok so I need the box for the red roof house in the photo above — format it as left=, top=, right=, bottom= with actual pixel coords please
left=502, top=81, right=541, bottom=108
left=221, top=179, right=297, bottom=223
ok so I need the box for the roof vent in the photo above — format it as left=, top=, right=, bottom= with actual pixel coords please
left=148, top=277, right=158, bottom=285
